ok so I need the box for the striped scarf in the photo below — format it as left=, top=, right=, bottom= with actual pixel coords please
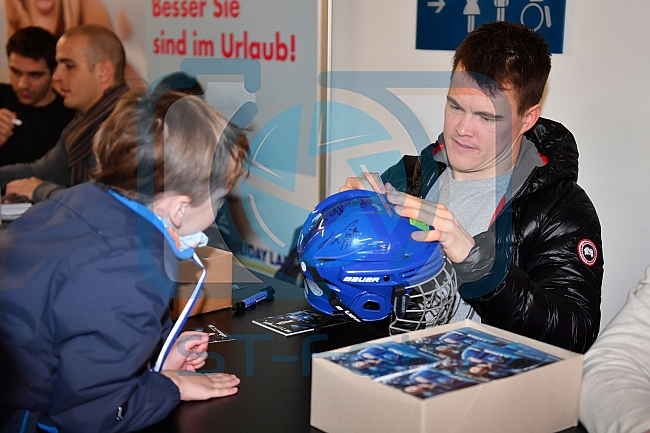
left=64, top=81, right=129, bottom=186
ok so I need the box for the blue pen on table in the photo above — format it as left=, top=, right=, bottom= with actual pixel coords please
left=232, top=286, right=275, bottom=312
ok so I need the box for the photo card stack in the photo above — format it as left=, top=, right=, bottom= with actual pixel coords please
left=320, top=327, right=561, bottom=399
left=252, top=309, right=347, bottom=336
left=324, top=340, right=440, bottom=379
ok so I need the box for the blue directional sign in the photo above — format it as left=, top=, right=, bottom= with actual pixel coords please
left=416, top=0, right=566, bottom=53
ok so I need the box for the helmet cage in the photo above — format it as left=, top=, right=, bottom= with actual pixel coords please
left=389, top=257, right=457, bottom=334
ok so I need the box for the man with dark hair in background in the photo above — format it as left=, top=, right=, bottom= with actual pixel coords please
left=0, top=26, right=74, bottom=166
left=342, top=21, right=603, bottom=353
left=0, top=24, right=128, bottom=202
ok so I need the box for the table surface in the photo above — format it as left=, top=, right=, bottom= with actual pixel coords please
left=138, top=271, right=588, bottom=433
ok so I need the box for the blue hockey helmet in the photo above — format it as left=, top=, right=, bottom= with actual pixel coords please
left=297, top=189, right=457, bottom=334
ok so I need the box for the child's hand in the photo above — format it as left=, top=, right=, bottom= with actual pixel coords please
left=162, top=331, right=209, bottom=371
left=161, top=370, right=240, bottom=401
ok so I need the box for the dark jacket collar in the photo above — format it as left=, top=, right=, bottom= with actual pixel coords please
left=421, top=117, right=578, bottom=199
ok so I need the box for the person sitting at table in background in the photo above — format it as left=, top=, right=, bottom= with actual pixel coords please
left=579, top=264, right=650, bottom=433
left=0, top=83, right=249, bottom=431
left=0, top=26, right=75, bottom=166
left=0, top=23, right=128, bottom=202
left=4, top=0, right=144, bottom=88
left=340, top=21, right=603, bottom=353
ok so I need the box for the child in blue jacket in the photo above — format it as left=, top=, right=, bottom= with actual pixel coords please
left=0, top=84, right=248, bottom=432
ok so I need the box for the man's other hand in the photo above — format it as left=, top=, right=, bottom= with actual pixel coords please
left=386, top=190, right=475, bottom=263
left=339, top=172, right=393, bottom=194
left=0, top=108, right=18, bottom=148
left=5, top=177, right=43, bottom=202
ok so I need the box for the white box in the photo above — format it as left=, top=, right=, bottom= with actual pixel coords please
left=311, top=320, right=582, bottom=433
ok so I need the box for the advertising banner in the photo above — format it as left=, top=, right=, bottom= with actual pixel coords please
left=146, top=0, right=322, bottom=276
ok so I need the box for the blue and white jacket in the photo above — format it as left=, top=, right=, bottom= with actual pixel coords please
left=0, top=183, right=194, bottom=432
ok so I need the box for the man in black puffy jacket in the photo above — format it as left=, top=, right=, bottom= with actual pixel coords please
left=341, top=21, right=602, bottom=353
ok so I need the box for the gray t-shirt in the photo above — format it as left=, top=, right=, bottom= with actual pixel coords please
left=426, top=168, right=511, bottom=238
left=424, top=136, right=544, bottom=323
left=426, top=169, right=511, bottom=322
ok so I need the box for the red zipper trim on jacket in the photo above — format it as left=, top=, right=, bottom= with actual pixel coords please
left=538, top=153, right=549, bottom=165
left=490, top=194, right=507, bottom=226
left=490, top=152, right=549, bottom=224
left=433, top=143, right=548, bottom=225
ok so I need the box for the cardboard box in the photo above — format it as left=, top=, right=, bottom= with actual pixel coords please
left=311, top=320, right=582, bottom=433
left=170, top=246, right=232, bottom=320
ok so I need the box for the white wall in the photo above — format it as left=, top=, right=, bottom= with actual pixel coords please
left=327, top=0, right=650, bottom=331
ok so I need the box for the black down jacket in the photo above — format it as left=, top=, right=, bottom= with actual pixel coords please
left=381, top=118, right=603, bottom=353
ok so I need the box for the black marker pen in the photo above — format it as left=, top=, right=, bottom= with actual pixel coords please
left=232, top=286, right=275, bottom=312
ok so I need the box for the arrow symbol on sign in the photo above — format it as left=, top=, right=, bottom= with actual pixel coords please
left=427, top=0, right=446, bottom=13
